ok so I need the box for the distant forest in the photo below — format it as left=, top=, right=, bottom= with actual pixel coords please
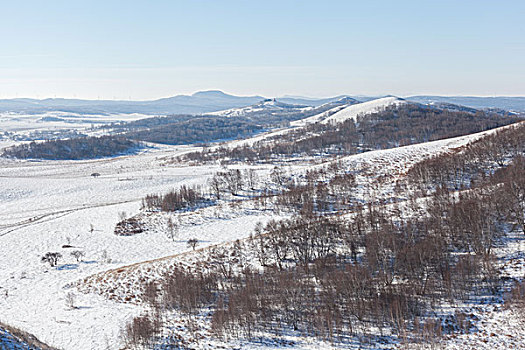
left=124, top=117, right=264, bottom=145
left=181, top=105, right=522, bottom=163
left=2, top=135, right=139, bottom=160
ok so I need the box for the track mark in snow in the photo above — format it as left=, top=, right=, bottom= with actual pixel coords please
left=0, top=199, right=137, bottom=237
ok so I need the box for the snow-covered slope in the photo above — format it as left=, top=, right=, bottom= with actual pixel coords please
left=228, top=97, right=406, bottom=147
left=289, top=104, right=347, bottom=127
left=321, top=96, right=406, bottom=124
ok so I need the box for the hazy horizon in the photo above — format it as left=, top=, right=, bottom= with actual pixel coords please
left=2, top=89, right=525, bottom=102
left=2, top=0, right=524, bottom=100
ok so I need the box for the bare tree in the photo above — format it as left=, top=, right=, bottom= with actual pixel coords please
left=41, top=252, right=62, bottom=267
left=244, top=169, right=258, bottom=191
left=271, top=166, right=286, bottom=187
left=71, top=250, right=85, bottom=262
left=219, top=169, right=243, bottom=195
left=167, top=217, right=179, bottom=242
left=209, top=174, right=224, bottom=200
left=65, top=291, right=76, bottom=309
left=187, top=238, right=198, bottom=251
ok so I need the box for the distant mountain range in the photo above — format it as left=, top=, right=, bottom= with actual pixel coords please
left=406, top=96, right=525, bottom=113
left=0, top=90, right=524, bottom=115
left=0, top=91, right=264, bottom=115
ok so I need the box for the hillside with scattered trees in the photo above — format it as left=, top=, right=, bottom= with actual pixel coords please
left=180, top=104, right=521, bottom=163
left=90, top=121, right=525, bottom=349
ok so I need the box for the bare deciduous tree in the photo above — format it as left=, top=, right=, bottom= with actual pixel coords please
left=187, top=238, right=199, bottom=251
left=71, top=250, right=85, bottom=262
left=41, top=252, right=62, bottom=267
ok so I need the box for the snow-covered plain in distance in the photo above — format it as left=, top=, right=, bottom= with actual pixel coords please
left=0, top=111, right=155, bottom=149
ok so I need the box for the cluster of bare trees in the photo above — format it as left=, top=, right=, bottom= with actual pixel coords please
left=209, top=169, right=244, bottom=198
left=272, top=167, right=357, bottom=214
left=125, top=173, right=516, bottom=346
left=41, top=250, right=86, bottom=267
left=141, top=170, right=260, bottom=214
left=142, top=185, right=206, bottom=212
left=209, top=172, right=516, bottom=342
left=505, top=280, right=525, bottom=321
left=125, top=116, right=263, bottom=146
left=124, top=268, right=218, bottom=348
left=493, top=157, right=525, bottom=234
left=114, top=217, right=144, bottom=236
left=407, top=122, right=525, bottom=235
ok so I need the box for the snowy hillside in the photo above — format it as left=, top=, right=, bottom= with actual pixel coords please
left=321, top=96, right=406, bottom=124
left=0, top=121, right=520, bottom=349
left=223, top=97, right=409, bottom=148
left=289, top=96, right=406, bottom=127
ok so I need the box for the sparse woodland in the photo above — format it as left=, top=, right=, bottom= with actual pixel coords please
left=117, top=121, right=525, bottom=348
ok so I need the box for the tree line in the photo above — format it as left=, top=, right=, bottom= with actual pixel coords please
left=2, top=135, right=139, bottom=160
left=125, top=117, right=263, bottom=145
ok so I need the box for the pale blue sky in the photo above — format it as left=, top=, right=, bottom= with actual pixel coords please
left=1, top=0, right=524, bottom=99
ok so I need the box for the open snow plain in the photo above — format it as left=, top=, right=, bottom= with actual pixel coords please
left=0, top=141, right=278, bottom=349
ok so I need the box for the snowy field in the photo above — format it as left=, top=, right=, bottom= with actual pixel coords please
left=0, top=135, right=279, bottom=349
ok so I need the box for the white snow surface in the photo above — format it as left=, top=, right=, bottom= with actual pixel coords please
left=0, top=143, right=274, bottom=350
